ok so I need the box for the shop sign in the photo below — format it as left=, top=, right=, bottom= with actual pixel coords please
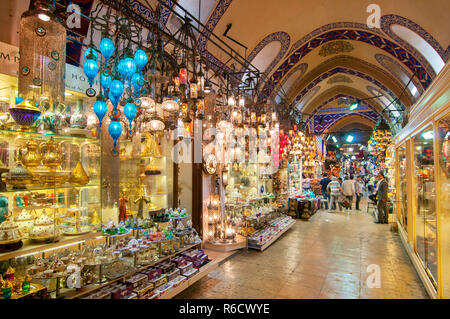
left=0, top=41, right=99, bottom=93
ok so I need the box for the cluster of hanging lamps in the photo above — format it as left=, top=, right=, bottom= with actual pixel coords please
left=83, top=34, right=148, bottom=155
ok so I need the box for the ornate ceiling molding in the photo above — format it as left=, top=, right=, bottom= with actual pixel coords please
left=241, top=31, right=290, bottom=77
left=312, top=112, right=378, bottom=134
left=269, top=63, right=308, bottom=100
left=325, top=114, right=376, bottom=132
left=261, top=27, right=434, bottom=101
left=380, top=14, right=448, bottom=63
left=318, top=40, right=354, bottom=57
left=375, top=53, right=424, bottom=94
left=326, top=74, right=352, bottom=84
left=286, top=56, right=411, bottom=109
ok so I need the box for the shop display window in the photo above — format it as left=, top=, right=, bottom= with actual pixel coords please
left=413, top=126, right=437, bottom=286
left=397, top=144, right=408, bottom=230
left=437, top=114, right=450, bottom=298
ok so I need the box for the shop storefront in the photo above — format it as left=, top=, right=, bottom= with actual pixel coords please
left=393, top=62, right=450, bottom=299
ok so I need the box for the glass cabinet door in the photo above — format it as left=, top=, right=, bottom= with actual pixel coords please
left=397, top=144, right=408, bottom=231
left=437, top=114, right=450, bottom=298
left=413, top=126, right=437, bottom=286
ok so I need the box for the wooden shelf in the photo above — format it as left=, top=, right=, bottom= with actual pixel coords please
left=0, top=184, right=100, bottom=194
left=248, top=221, right=296, bottom=251
left=0, top=232, right=102, bottom=261
left=63, top=242, right=201, bottom=299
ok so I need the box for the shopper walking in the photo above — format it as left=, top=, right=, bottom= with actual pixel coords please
left=355, top=176, right=364, bottom=210
left=327, top=176, right=343, bottom=212
left=319, top=173, right=332, bottom=209
left=375, top=172, right=389, bottom=224
left=341, top=175, right=355, bottom=210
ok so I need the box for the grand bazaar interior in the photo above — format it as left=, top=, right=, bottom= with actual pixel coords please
left=0, top=0, right=448, bottom=301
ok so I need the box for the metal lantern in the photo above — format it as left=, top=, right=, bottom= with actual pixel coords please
left=18, top=2, right=66, bottom=106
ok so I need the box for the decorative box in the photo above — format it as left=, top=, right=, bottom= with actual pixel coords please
left=193, top=254, right=208, bottom=268
left=111, top=284, right=133, bottom=299
left=141, top=267, right=162, bottom=280
left=154, top=282, right=173, bottom=296
left=178, top=261, right=193, bottom=275
left=149, top=274, right=167, bottom=288
left=183, top=249, right=204, bottom=262
left=169, top=275, right=187, bottom=288
left=125, top=273, right=148, bottom=289
left=126, top=292, right=138, bottom=299
left=134, top=282, right=154, bottom=297
left=142, top=290, right=159, bottom=299
left=171, top=255, right=188, bottom=267
left=182, top=267, right=198, bottom=278
left=166, top=268, right=180, bottom=282
left=157, top=261, right=176, bottom=274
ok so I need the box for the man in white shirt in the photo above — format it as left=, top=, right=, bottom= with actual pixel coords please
left=341, top=175, right=355, bottom=210
left=355, top=176, right=364, bottom=210
left=327, top=176, right=343, bottom=212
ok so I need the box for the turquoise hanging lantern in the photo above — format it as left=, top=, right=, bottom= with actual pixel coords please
left=93, top=96, right=108, bottom=129
left=108, top=108, right=122, bottom=156
left=100, top=73, right=112, bottom=94
left=109, top=79, right=124, bottom=108
left=99, top=37, right=115, bottom=67
left=134, top=49, right=148, bottom=72
left=123, top=99, right=137, bottom=134
left=83, top=54, right=99, bottom=97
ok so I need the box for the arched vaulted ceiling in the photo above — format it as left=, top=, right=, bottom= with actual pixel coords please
left=1, top=0, right=449, bottom=135
left=194, top=0, right=450, bottom=134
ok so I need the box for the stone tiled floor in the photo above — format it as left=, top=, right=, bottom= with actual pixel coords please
left=176, top=208, right=429, bottom=299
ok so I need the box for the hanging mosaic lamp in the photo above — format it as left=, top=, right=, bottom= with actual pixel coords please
left=83, top=53, right=99, bottom=97
left=99, top=37, right=115, bottom=67
left=93, top=96, right=108, bottom=129
left=123, top=99, right=137, bottom=134
left=18, top=2, right=66, bottom=105
left=100, top=72, right=112, bottom=94
left=118, top=56, right=137, bottom=84
left=108, top=109, right=123, bottom=156
left=109, top=79, right=124, bottom=108
left=134, top=49, right=148, bottom=72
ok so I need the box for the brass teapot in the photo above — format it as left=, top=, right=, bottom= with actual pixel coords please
left=20, top=140, right=41, bottom=170
left=39, top=137, right=62, bottom=170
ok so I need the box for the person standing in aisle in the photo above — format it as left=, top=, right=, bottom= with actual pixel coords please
left=355, top=176, right=364, bottom=210
left=319, top=173, right=332, bottom=209
left=341, top=175, right=355, bottom=210
left=375, top=172, right=389, bottom=224
left=327, top=176, right=343, bottom=212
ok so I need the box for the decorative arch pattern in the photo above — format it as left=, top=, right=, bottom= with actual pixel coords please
left=242, top=32, right=290, bottom=76
left=380, top=14, right=448, bottom=63
left=270, top=63, right=308, bottom=100
left=375, top=53, right=423, bottom=94
left=291, top=67, right=402, bottom=109
left=312, top=112, right=378, bottom=134
left=261, top=28, right=434, bottom=100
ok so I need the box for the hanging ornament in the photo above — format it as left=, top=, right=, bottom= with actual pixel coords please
left=93, top=96, right=108, bottom=129
left=108, top=109, right=123, bottom=156
left=131, top=73, right=144, bottom=95
left=123, top=99, right=137, bottom=134
left=82, top=53, right=99, bottom=97
left=109, top=79, right=124, bottom=107
left=134, top=49, right=148, bottom=72
left=99, top=37, right=115, bottom=66
left=100, top=73, right=112, bottom=94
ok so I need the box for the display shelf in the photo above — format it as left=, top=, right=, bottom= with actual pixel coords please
left=159, top=260, right=218, bottom=299
left=0, top=231, right=101, bottom=261
left=248, top=220, right=296, bottom=251
left=62, top=242, right=201, bottom=299
left=0, top=128, right=99, bottom=142
left=0, top=184, right=100, bottom=194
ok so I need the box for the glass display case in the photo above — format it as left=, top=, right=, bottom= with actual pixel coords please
left=413, top=126, right=437, bottom=287
left=118, top=133, right=172, bottom=228
left=287, top=158, right=301, bottom=196
left=397, top=143, right=408, bottom=230
left=436, top=113, right=450, bottom=298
